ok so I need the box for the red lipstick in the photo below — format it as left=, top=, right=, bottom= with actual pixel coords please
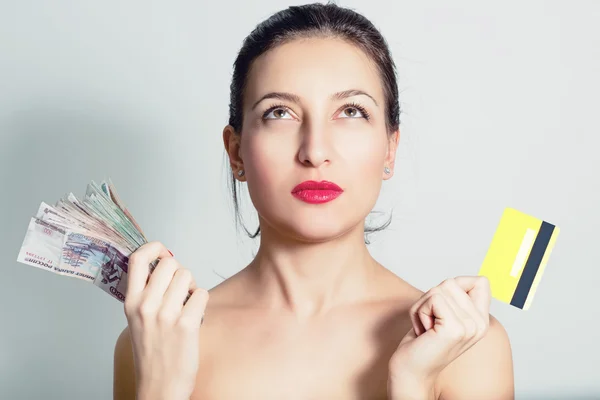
left=291, top=180, right=343, bottom=204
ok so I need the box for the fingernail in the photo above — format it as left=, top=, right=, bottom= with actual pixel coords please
left=168, top=249, right=174, bottom=256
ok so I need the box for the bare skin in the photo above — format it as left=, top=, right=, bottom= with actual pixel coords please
left=114, top=36, right=514, bottom=400
left=116, top=259, right=423, bottom=400
left=114, top=252, right=511, bottom=400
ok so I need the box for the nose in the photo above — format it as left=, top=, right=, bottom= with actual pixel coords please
left=297, top=122, right=331, bottom=168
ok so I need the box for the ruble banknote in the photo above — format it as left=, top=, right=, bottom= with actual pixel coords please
left=17, top=178, right=153, bottom=303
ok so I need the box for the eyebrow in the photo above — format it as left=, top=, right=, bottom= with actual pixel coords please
left=251, top=89, right=379, bottom=111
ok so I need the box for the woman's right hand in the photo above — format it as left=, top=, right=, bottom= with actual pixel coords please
left=124, top=241, right=209, bottom=400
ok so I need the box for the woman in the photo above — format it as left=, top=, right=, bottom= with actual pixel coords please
left=114, top=2, right=514, bottom=399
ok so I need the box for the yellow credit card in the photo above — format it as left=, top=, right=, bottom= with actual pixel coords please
left=478, top=207, right=560, bottom=310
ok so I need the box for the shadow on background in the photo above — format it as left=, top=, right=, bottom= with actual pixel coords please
left=0, top=101, right=173, bottom=400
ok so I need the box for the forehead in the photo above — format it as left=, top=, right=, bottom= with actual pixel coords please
left=244, top=37, right=383, bottom=106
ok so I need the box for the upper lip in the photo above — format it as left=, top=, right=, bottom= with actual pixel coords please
left=291, top=180, right=343, bottom=192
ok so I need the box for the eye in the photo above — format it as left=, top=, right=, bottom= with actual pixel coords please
left=337, top=102, right=371, bottom=121
left=263, top=104, right=294, bottom=120
left=261, top=102, right=371, bottom=121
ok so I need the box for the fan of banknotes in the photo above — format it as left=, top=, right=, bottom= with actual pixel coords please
left=16, top=178, right=150, bottom=303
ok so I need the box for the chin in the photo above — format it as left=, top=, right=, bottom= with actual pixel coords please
left=292, top=222, right=349, bottom=243
left=265, top=210, right=361, bottom=243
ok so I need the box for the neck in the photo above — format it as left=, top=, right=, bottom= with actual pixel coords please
left=245, top=218, right=379, bottom=319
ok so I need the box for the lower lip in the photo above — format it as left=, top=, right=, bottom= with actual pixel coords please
left=292, top=189, right=342, bottom=204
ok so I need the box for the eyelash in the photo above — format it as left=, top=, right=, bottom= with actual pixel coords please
left=262, top=102, right=371, bottom=121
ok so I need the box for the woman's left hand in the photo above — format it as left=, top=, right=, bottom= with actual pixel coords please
left=387, top=276, right=492, bottom=399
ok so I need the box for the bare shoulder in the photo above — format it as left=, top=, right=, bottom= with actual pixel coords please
left=377, top=270, right=514, bottom=399
left=375, top=263, right=424, bottom=305
left=110, top=274, right=237, bottom=400
left=436, top=314, right=515, bottom=400
left=113, top=326, right=136, bottom=400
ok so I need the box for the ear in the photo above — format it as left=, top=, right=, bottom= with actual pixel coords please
left=383, top=128, right=400, bottom=180
left=222, top=125, right=246, bottom=181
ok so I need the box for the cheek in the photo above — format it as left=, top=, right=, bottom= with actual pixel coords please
left=336, top=134, right=387, bottom=213
left=246, top=133, right=284, bottom=167
left=337, top=133, right=387, bottom=177
left=242, top=132, right=292, bottom=199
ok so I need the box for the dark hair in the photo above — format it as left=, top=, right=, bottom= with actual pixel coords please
left=226, top=1, right=401, bottom=244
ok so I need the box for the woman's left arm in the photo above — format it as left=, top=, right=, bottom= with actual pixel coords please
left=435, top=315, right=514, bottom=400
left=387, top=276, right=515, bottom=400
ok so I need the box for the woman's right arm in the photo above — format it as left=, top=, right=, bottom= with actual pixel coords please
left=114, top=326, right=136, bottom=400
left=113, top=241, right=209, bottom=400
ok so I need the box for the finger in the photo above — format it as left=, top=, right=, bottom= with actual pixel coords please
left=144, top=257, right=181, bottom=301
left=411, top=287, right=459, bottom=335
left=418, top=292, right=459, bottom=332
left=439, top=279, right=476, bottom=321
left=409, top=292, right=430, bottom=336
left=454, top=276, right=491, bottom=319
left=180, top=288, right=210, bottom=326
left=418, top=294, right=465, bottom=354
left=417, top=310, right=434, bottom=334
left=181, top=279, right=199, bottom=307
left=415, top=295, right=435, bottom=333
left=412, top=311, right=428, bottom=336
left=126, top=241, right=172, bottom=297
left=162, top=268, right=195, bottom=312
left=439, top=279, right=484, bottom=340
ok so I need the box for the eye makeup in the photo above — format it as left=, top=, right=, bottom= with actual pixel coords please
left=261, top=102, right=371, bottom=121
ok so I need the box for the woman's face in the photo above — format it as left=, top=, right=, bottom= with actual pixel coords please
left=228, top=37, right=399, bottom=242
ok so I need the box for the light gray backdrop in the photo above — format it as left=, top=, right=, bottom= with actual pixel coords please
left=1, top=1, right=598, bottom=399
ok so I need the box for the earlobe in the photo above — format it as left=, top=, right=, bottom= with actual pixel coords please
left=383, top=166, right=393, bottom=180
left=234, top=166, right=246, bottom=182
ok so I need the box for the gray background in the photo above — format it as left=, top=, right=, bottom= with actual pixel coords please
left=1, top=0, right=598, bottom=399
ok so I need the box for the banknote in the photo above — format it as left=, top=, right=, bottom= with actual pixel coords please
left=16, top=179, right=150, bottom=303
